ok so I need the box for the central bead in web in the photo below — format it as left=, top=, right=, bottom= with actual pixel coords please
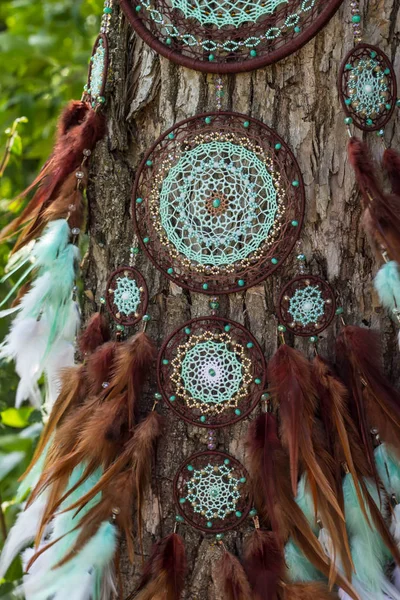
left=206, top=192, right=229, bottom=216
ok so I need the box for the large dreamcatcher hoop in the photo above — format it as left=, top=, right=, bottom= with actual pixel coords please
left=277, top=274, right=336, bottom=336
left=338, top=43, right=397, bottom=132
left=133, top=112, right=305, bottom=295
left=119, top=0, right=343, bottom=74
left=157, top=316, right=266, bottom=428
left=173, top=451, right=252, bottom=532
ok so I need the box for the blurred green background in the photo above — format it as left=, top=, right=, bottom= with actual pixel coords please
left=0, top=1, right=101, bottom=594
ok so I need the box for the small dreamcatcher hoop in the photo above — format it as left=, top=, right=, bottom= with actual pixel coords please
left=84, top=34, right=109, bottom=107
left=119, top=0, right=343, bottom=74
left=277, top=274, right=336, bottom=336
left=133, top=112, right=305, bottom=295
left=174, top=451, right=252, bottom=533
left=105, top=266, right=149, bottom=326
left=157, top=317, right=266, bottom=428
left=338, top=43, right=397, bottom=132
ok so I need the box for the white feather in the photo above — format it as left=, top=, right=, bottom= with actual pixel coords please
left=394, top=566, right=400, bottom=591
left=100, top=562, right=117, bottom=600
left=0, top=494, right=48, bottom=579
left=43, top=339, right=75, bottom=414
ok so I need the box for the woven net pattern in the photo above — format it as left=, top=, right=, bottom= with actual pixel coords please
left=106, top=267, right=148, bottom=326
left=174, top=451, right=252, bottom=532
left=158, top=317, right=266, bottom=427
left=121, top=0, right=343, bottom=71
left=134, top=113, right=304, bottom=294
left=340, top=44, right=396, bottom=131
left=277, top=275, right=335, bottom=336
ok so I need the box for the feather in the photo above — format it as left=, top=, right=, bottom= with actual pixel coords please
left=78, top=312, right=110, bottom=357
left=383, top=148, right=400, bottom=196
left=134, top=533, right=186, bottom=600
left=214, top=551, right=253, bottom=600
left=0, top=494, right=48, bottom=579
left=284, top=539, right=324, bottom=583
left=244, top=529, right=284, bottom=600
left=348, top=137, right=400, bottom=263
left=281, top=582, right=338, bottom=599
left=268, top=345, right=343, bottom=520
left=374, top=261, right=400, bottom=312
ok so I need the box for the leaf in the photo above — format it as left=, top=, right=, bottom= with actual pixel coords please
left=9, top=134, right=21, bottom=157
left=1, top=408, right=33, bottom=429
left=0, top=451, right=24, bottom=481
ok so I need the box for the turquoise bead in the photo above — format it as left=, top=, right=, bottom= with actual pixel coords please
left=396, top=99, right=400, bottom=107
left=167, top=267, right=174, bottom=275
left=179, top=498, right=186, bottom=504
left=207, top=521, right=213, bottom=528
left=345, top=63, right=352, bottom=70
left=275, top=143, right=282, bottom=150
left=168, top=132, right=175, bottom=139
left=162, top=358, right=169, bottom=365
left=294, top=25, right=301, bottom=33
left=351, top=15, right=361, bottom=22
left=146, top=159, right=153, bottom=167
left=142, top=314, right=151, bottom=322
left=235, top=511, right=242, bottom=518
left=205, top=117, right=212, bottom=124
left=336, top=307, right=344, bottom=315
left=255, top=378, right=261, bottom=385
left=213, top=198, right=221, bottom=208
left=240, top=477, right=246, bottom=483
left=235, top=409, right=241, bottom=416
left=143, top=236, right=149, bottom=243
left=291, top=220, right=298, bottom=226
left=202, top=283, right=209, bottom=290
left=224, top=459, right=230, bottom=465
left=208, top=368, right=216, bottom=376
left=370, top=51, right=377, bottom=58
left=200, top=415, right=206, bottom=423
left=169, top=395, right=176, bottom=402
left=278, top=325, right=286, bottom=333
left=135, top=5, right=141, bottom=11
left=208, top=54, right=215, bottom=61
left=185, top=327, right=191, bottom=334
left=247, top=342, right=254, bottom=348
left=175, top=515, right=184, bottom=522
left=154, top=392, right=162, bottom=400
left=250, top=49, right=257, bottom=57
left=216, top=533, right=224, bottom=540
left=345, top=98, right=352, bottom=105
left=250, top=508, right=258, bottom=517
left=271, top=257, right=278, bottom=265
left=366, top=118, right=373, bottom=126
left=384, top=68, right=390, bottom=75
left=309, top=336, right=318, bottom=343
left=344, top=117, right=353, bottom=125
left=261, top=393, right=270, bottom=400
left=224, top=325, right=231, bottom=332
left=238, top=279, right=245, bottom=287
left=104, top=6, right=112, bottom=13
left=243, top=120, right=250, bottom=128
left=166, top=37, right=172, bottom=45
left=292, top=180, right=299, bottom=187
left=386, top=103, right=392, bottom=110
left=136, top=197, right=143, bottom=204
left=187, top=465, right=194, bottom=471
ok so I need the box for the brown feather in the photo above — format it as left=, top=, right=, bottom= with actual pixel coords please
left=383, top=147, right=400, bottom=196
left=348, top=137, right=400, bottom=263
left=85, top=340, right=117, bottom=395
left=214, top=551, right=253, bottom=600
left=279, top=582, right=338, bottom=600
left=268, top=345, right=343, bottom=521
left=134, top=533, right=186, bottom=600
left=78, top=312, right=110, bottom=357
left=244, top=530, right=284, bottom=600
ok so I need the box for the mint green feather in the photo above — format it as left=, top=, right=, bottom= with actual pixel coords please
left=374, top=261, right=400, bottom=312
left=296, top=473, right=318, bottom=534
left=343, top=472, right=391, bottom=595
left=375, top=443, right=400, bottom=499
left=285, top=539, right=325, bottom=582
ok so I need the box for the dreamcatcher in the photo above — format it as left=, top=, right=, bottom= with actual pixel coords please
left=338, top=1, right=400, bottom=345
left=119, top=0, right=343, bottom=73
left=133, top=111, right=304, bottom=295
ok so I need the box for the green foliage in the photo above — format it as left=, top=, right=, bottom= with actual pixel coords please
left=0, top=0, right=100, bottom=592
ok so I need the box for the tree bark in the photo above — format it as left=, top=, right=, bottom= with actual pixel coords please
left=84, top=1, right=400, bottom=597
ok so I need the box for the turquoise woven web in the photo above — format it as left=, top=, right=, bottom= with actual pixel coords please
left=181, top=340, right=243, bottom=404
left=348, top=58, right=388, bottom=118
left=159, top=141, right=278, bottom=267
left=170, top=0, right=286, bottom=29
left=89, top=39, right=106, bottom=100
left=113, top=276, right=141, bottom=316
left=288, top=285, right=325, bottom=326
left=184, top=463, right=241, bottom=519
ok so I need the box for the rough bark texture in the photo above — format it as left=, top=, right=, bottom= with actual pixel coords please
left=84, top=1, right=400, bottom=597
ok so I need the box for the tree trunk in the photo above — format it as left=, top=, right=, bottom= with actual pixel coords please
left=84, top=1, right=400, bottom=597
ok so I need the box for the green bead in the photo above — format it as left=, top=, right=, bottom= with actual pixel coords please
left=175, top=515, right=185, bottom=522
left=278, top=325, right=287, bottom=332
left=179, top=497, right=186, bottom=504
left=154, top=392, right=162, bottom=400
left=396, top=99, right=400, bottom=107
left=294, top=25, right=301, bottom=33
left=146, top=159, right=153, bottom=167
left=384, top=68, right=390, bottom=75
left=309, top=336, right=318, bottom=343
left=254, top=378, right=261, bottom=385
left=275, top=143, right=282, bottom=150
left=205, top=117, right=212, bottom=124
left=216, top=533, right=224, bottom=540
left=202, top=283, right=209, bottom=290
left=142, top=314, right=151, bottom=322
left=185, top=327, right=191, bottom=334
left=143, top=236, right=150, bottom=243
left=243, top=120, right=250, bottom=128
left=207, top=521, right=213, bottom=528
left=169, top=395, right=176, bottom=402
left=261, top=393, right=270, bottom=401
left=291, top=220, right=298, bottom=227
left=208, top=54, right=215, bottom=61
left=131, top=247, right=140, bottom=255
left=116, top=324, right=124, bottom=331
left=168, top=132, right=175, bottom=139
left=235, top=409, right=241, bottom=416
left=345, top=98, right=352, bottom=105
left=136, top=197, right=143, bottom=204
left=250, top=49, right=257, bottom=57
left=166, top=37, right=172, bottom=45
left=250, top=508, right=258, bottom=517
left=208, top=368, right=216, bottom=377
left=297, top=253, right=306, bottom=261
left=210, top=301, right=219, bottom=309
left=200, top=415, right=206, bottom=423
left=235, top=511, right=242, bottom=518
left=344, top=117, right=353, bottom=125
left=104, top=6, right=113, bottom=13
left=240, top=477, right=246, bottom=483
left=292, top=180, right=299, bottom=187
left=212, top=198, right=221, bottom=208
left=335, top=307, right=344, bottom=315
left=224, top=459, right=230, bottom=465
left=370, top=51, right=377, bottom=58
left=247, top=342, right=254, bottom=348
left=162, top=358, right=169, bottom=365
left=135, top=4, right=141, bottom=11
left=100, top=296, right=106, bottom=305
left=366, top=118, right=373, bottom=126
left=224, top=325, right=231, bottom=332
left=386, top=103, right=392, bottom=110
left=377, top=129, right=385, bottom=137
left=187, top=465, right=194, bottom=471
left=238, top=279, right=245, bottom=287
left=167, top=267, right=174, bottom=275
left=345, top=63, right=352, bottom=70
left=271, top=257, right=278, bottom=265
left=98, top=96, right=106, bottom=104
left=351, top=15, right=361, bottom=22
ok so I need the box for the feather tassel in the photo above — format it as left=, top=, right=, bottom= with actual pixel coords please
left=244, top=529, right=284, bottom=600
left=280, top=582, right=338, bottom=599
left=383, top=148, right=400, bottom=197
left=214, top=550, right=253, bottom=600
left=374, top=261, right=400, bottom=313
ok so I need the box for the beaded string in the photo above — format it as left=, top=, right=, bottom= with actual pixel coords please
left=350, top=0, right=362, bottom=45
